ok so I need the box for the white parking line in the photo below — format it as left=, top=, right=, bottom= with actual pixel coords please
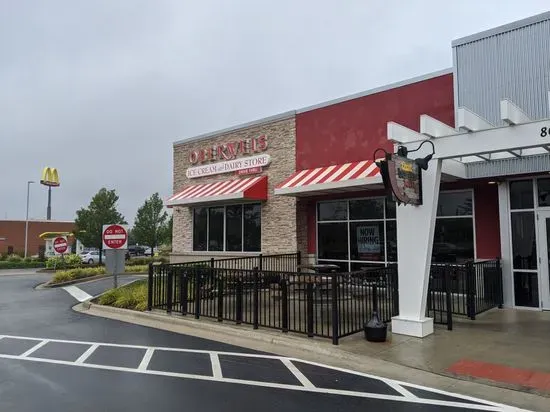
left=138, top=348, right=155, bottom=371
left=20, top=340, right=50, bottom=358
left=281, top=359, right=314, bottom=388
left=0, top=333, right=528, bottom=412
left=210, top=353, right=223, bottom=379
left=75, top=343, right=99, bottom=364
left=62, top=286, right=93, bottom=302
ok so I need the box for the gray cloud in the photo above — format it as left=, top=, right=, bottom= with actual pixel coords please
left=1, top=0, right=548, bottom=224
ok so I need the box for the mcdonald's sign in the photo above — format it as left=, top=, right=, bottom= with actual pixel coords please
left=40, top=167, right=60, bottom=187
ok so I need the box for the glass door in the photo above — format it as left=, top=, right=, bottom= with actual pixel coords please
left=536, top=210, right=550, bottom=310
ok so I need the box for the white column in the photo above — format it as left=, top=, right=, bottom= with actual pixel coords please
left=498, top=181, right=513, bottom=307
left=391, top=158, right=442, bottom=338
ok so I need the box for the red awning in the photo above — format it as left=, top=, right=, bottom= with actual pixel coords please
left=166, top=175, right=268, bottom=207
left=274, top=160, right=381, bottom=196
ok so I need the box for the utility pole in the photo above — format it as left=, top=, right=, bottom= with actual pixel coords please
left=24, top=180, right=35, bottom=258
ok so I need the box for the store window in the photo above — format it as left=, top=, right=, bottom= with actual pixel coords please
left=193, top=203, right=261, bottom=252
left=510, top=179, right=538, bottom=307
left=432, top=191, right=475, bottom=263
left=317, top=197, right=395, bottom=271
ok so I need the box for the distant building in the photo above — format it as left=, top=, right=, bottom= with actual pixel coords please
left=0, top=220, right=76, bottom=256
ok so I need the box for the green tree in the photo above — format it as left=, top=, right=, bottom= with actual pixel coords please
left=75, top=188, right=126, bottom=264
left=159, top=214, right=173, bottom=247
left=132, top=193, right=168, bottom=253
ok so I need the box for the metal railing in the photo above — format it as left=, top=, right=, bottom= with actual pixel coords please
left=427, top=259, right=503, bottom=330
left=148, top=260, right=399, bottom=345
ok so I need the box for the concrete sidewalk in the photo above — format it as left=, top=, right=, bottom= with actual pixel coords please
left=75, top=302, right=550, bottom=412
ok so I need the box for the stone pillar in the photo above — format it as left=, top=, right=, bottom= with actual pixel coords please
left=391, top=158, right=442, bottom=338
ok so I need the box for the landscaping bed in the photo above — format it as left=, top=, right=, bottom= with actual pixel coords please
left=96, top=280, right=148, bottom=311
left=50, top=264, right=148, bottom=285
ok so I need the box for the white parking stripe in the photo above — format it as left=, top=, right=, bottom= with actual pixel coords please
left=0, top=333, right=525, bottom=411
left=0, top=352, right=514, bottom=411
left=210, top=353, right=222, bottom=379
left=138, top=348, right=155, bottom=371
left=62, top=286, right=93, bottom=302
left=75, top=343, right=99, bottom=364
left=20, top=340, right=50, bottom=358
left=281, top=359, right=314, bottom=388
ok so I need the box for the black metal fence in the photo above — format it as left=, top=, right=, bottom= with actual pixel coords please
left=427, top=259, right=503, bottom=330
left=148, top=257, right=398, bottom=345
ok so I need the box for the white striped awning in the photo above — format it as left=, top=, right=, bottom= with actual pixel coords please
left=274, top=160, right=382, bottom=196
left=166, top=176, right=268, bottom=207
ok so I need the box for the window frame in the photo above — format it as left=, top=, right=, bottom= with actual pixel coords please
left=191, top=202, right=262, bottom=253
left=316, top=190, right=477, bottom=271
left=316, top=196, right=396, bottom=271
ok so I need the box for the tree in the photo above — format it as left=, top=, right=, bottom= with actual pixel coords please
left=75, top=188, right=126, bottom=264
left=159, top=214, right=173, bottom=247
left=132, top=193, right=168, bottom=254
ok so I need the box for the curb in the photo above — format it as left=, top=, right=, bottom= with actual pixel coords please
left=36, top=273, right=147, bottom=290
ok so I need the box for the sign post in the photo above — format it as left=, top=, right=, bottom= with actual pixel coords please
left=102, top=224, right=128, bottom=288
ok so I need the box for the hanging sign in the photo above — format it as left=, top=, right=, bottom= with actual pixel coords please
left=385, top=155, right=422, bottom=205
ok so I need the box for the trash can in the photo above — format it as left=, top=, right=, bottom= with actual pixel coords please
left=364, top=311, right=387, bottom=342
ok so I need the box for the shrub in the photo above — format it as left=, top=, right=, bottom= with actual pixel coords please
left=98, top=280, right=148, bottom=311
left=7, top=254, right=23, bottom=262
left=46, top=254, right=82, bottom=269
left=51, top=267, right=105, bottom=284
left=125, top=264, right=148, bottom=273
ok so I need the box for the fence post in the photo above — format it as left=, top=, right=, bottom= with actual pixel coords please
left=296, top=250, right=302, bottom=271
left=236, top=278, right=243, bottom=324
left=253, top=267, right=259, bottom=329
left=258, top=254, right=263, bottom=272
left=331, top=275, right=339, bottom=345
left=372, top=283, right=379, bottom=313
left=306, top=282, right=314, bottom=338
left=466, top=262, right=476, bottom=320
left=166, top=267, right=173, bottom=314
left=281, top=280, right=289, bottom=333
left=194, top=268, right=201, bottom=319
left=444, top=266, right=453, bottom=331
left=217, top=272, right=224, bottom=322
left=147, top=263, right=153, bottom=311
left=496, top=258, right=504, bottom=309
left=181, top=272, right=188, bottom=315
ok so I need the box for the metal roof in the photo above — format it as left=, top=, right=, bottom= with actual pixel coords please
left=452, top=11, right=550, bottom=47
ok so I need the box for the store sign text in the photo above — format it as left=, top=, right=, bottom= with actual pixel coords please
left=188, top=135, right=268, bottom=165
left=186, top=154, right=271, bottom=178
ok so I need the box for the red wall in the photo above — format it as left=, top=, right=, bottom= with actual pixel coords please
left=296, top=73, right=454, bottom=170
left=0, top=220, right=76, bottom=256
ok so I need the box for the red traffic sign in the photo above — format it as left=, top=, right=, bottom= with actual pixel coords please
left=102, top=224, right=129, bottom=250
left=53, top=236, right=68, bottom=254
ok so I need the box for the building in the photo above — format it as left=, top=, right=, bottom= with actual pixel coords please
left=0, top=220, right=76, bottom=257
left=168, top=11, right=550, bottom=337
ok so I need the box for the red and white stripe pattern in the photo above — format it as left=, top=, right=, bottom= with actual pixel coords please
left=275, top=160, right=379, bottom=190
left=166, top=176, right=265, bottom=206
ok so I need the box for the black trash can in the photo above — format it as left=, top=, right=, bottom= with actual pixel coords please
left=364, top=311, right=387, bottom=342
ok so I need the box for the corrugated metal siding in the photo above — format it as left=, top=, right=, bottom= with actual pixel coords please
left=455, top=18, right=550, bottom=126
left=466, top=154, right=550, bottom=179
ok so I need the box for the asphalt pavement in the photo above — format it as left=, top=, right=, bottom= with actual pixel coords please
left=0, top=271, right=528, bottom=411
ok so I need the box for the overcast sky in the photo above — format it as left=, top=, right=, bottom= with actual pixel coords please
left=1, top=1, right=548, bottom=225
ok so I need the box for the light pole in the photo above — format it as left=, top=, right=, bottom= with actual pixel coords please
left=24, top=180, right=35, bottom=258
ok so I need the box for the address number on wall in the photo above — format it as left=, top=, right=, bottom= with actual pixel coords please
left=542, top=127, right=549, bottom=137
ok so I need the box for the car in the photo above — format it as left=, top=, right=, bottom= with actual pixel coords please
left=80, top=250, right=101, bottom=265
left=143, top=247, right=159, bottom=257
left=128, top=245, right=146, bottom=257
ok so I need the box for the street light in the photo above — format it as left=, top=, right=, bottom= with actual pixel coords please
left=24, top=180, right=35, bottom=258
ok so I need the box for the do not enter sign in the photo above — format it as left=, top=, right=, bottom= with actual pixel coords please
left=53, top=236, right=68, bottom=254
left=102, top=224, right=129, bottom=250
